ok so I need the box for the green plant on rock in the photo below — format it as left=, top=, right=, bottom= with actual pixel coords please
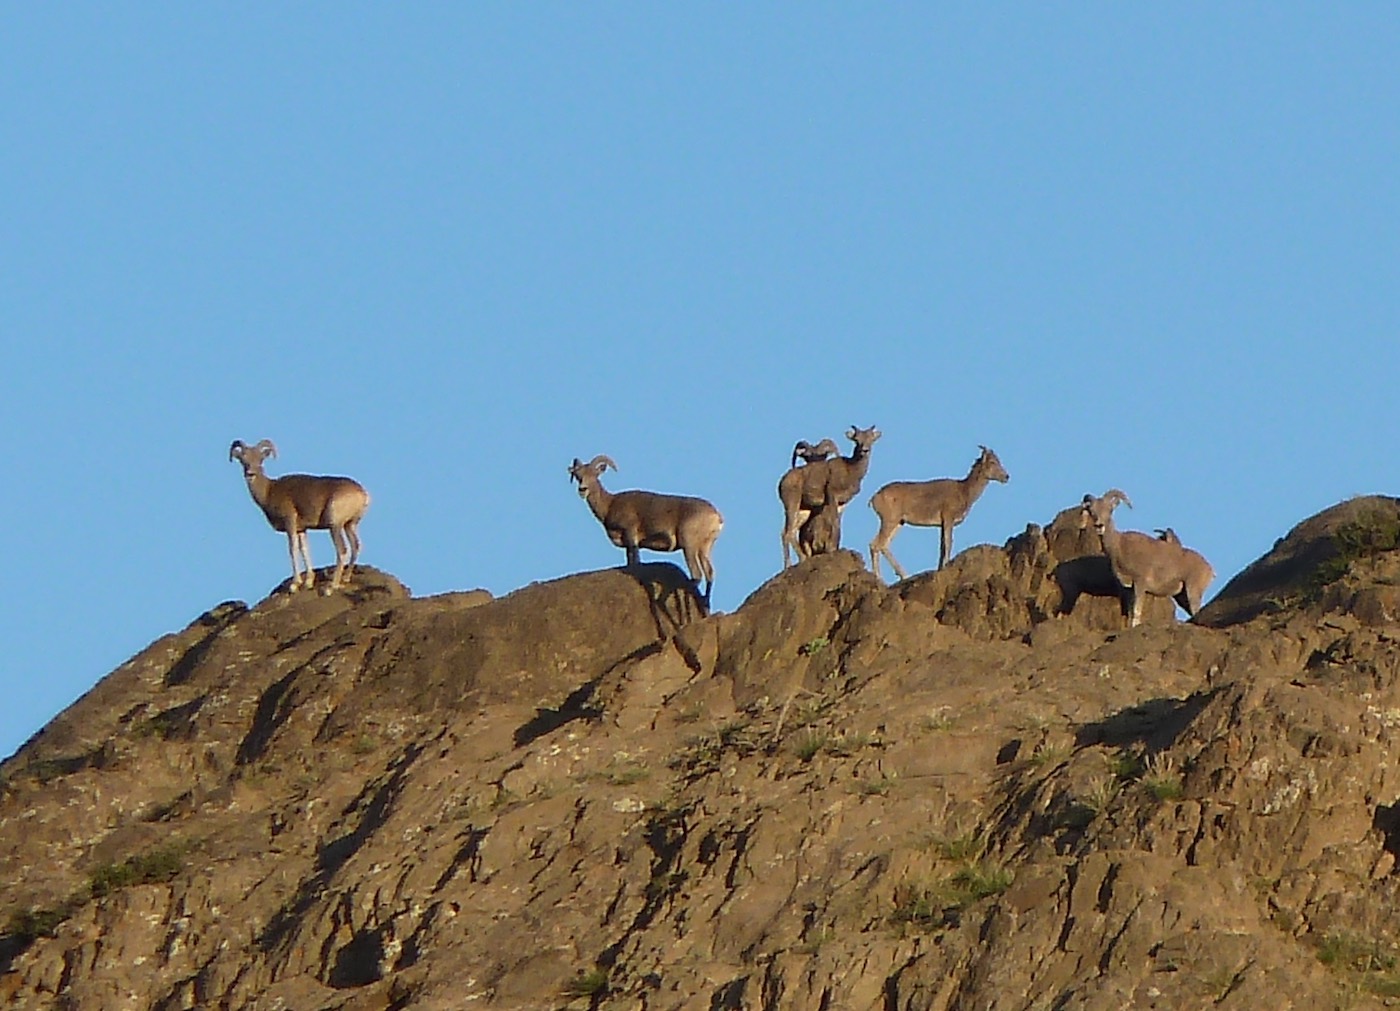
left=891, top=879, right=945, bottom=929
left=891, top=861, right=1012, bottom=931
left=1141, top=753, right=1184, bottom=801
left=800, top=636, right=830, bottom=656
left=926, top=829, right=984, bottom=862
left=89, top=842, right=188, bottom=900
left=5, top=904, right=72, bottom=944
left=855, top=775, right=894, bottom=797
left=1105, top=750, right=1145, bottom=782
left=562, top=967, right=610, bottom=998
left=794, top=731, right=830, bottom=761
left=1316, top=931, right=1400, bottom=997
left=1306, top=511, right=1400, bottom=600
left=1081, top=774, right=1119, bottom=816
left=1027, top=742, right=1070, bottom=769
left=948, top=862, right=1013, bottom=904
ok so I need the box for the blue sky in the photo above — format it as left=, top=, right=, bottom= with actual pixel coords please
left=3, top=7, right=1398, bottom=760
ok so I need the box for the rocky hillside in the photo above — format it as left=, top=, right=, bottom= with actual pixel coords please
left=5, top=497, right=1400, bottom=1010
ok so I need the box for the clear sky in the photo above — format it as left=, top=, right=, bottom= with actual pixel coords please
left=3, top=7, right=1398, bottom=760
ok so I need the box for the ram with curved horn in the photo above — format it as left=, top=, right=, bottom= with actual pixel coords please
left=568, top=455, right=724, bottom=609
left=1078, top=489, right=1214, bottom=627
left=229, top=439, right=370, bottom=592
left=790, top=438, right=841, bottom=470
left=778, top=425, right=881, bottom=566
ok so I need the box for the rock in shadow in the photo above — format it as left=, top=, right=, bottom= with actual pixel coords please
left=1075, top=693, right=1215, bottom=752
left=329, top=928, right=385, bottom=988
left=1197, top=495, right=1400, bottom=627
left=235, top=670, right=299, bottom=766
left=623, top=561, right=709, bottom=632
left=1373, top=801, right=1400, bottom=868
left=164, top=601, right=248, bottom=686
left=513, top=677, right=607, bottom=748
left=1052, top=556, right=1126, bottom=619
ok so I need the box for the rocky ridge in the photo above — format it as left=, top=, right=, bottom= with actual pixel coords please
left=3, top=498, right=1400, bottom=1008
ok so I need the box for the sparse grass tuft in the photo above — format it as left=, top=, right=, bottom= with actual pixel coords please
left=949, top=862, right=1014, bottom=903
left=1315, top=930, right=1400, bottom=996
left=89, top=843, right=188, bottom=900
left=1105, top=750, right=1145, bottom=782
left=1027, top=742, right=1070, bottom=769
left=1141, top=753, right=1184, bottom=801
left=1081, top=774, right=1119, bottom=815
left=5, top=904, right=72, bottom=944
left=926, top=829, right=984, bottom=862
left=601, top=760, right=651, bottom=786
left=800, top=636, right=830, bottom=656
left=562, top=967, right=610, bottom=998
left=794, top=731, right=830, bottom=762
left=1305, top=511, right=1400, bottom=600
left=890, top=862, right=1013, bottom=931
left=1317, top=931, right=1397, bottom=974
left=825, top=731, right=876, bottom=757
left=855, top=775, right=894, bottom=797
left=920, top=707, right=955, bottom=732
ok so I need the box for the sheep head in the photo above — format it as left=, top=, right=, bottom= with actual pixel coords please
left=229, top=439, right=277, bottom=477
left=977, top=445, right=1010, bottom=484
left=846, top=425, right=882, bottom=452
left=569, top=455, right=618, bottom=498
left=1080, top=489, right=1132, bottom=535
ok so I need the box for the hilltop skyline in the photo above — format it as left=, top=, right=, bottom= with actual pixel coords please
left=3, top=7, right=1399, bottom=758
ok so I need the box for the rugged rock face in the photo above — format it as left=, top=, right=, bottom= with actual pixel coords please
left=6, top=499, right=1400, bottom=1009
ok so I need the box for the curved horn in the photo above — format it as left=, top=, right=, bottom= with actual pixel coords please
left=587, top=455, right=618, bottom=473
left=255, top=439, right=278, bottom=460
left=229, top=440, right=246, bottom=462
left=791, top=440, right=811, bottom=469
left=1102, top=489, right=1133, bottom=509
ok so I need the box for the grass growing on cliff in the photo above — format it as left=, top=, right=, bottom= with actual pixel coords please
left=1140, top=753, right=1184, bottom=801
left=1305, top=511, right=1400, bottom=601
left=88, top=843, right=188, bottom=899
left=5, top=904, right=73, bottom=944
left=562, top=967, right=610, bottom=999
left=891, top=861, right=1013, bottom=931
left=1315, top=931, right=1400, bottom=996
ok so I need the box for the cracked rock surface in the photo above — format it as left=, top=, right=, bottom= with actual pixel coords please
left=5, top=499, right=1400, bottom=1009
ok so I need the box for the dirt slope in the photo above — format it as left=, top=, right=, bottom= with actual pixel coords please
left=5, top=499, right=1400, bottom=1009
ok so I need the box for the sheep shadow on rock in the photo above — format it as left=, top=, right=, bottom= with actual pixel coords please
left=1052, top=555, right=1129, bottom=620
left=620, top=561, right=709, bottom=624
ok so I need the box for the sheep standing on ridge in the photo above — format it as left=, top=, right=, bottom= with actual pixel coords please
left=778, top=425, right=881, bottom=567
left=868, top=445, right=1010, bottom=581
left=569, top=455, right=724, bottom=609
left=790, top=437, right=841, bottom=558
left=1079, top=490, right=1214, bottom=627
left=229, top=439, right=370, bottom=592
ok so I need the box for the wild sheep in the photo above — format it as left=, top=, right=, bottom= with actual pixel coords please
left=569, top=455, right=724, bottom=608
left=791, top=438, right=840, bottom=469
left=798, top=502, right=842, bottom=558
left=229, top=439, right=370, bottom=592
left=1079, top=490, right=1214, bottom=627
left=778, top=425, right=881, bottom=567
left=868, top=446, right=1010, bottom=581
